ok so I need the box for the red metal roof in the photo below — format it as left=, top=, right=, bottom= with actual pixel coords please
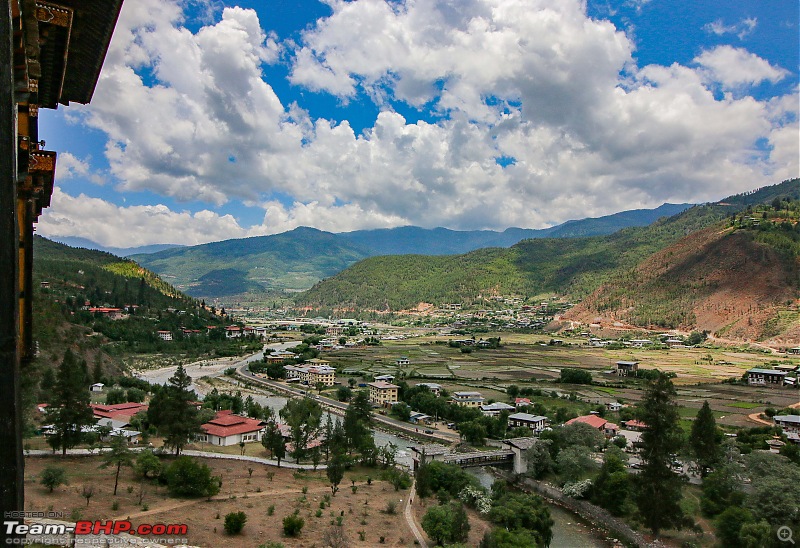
left=90, top=402, right=148, bottom=419
left=201, top=412, right=265, bottom=438
left=566, top=414, right=608, bottom=430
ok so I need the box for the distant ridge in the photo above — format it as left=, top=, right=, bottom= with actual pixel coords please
left=296, top=179, right=799, bottom=318
left=338, top=203, right=693, bottom=255
left=125, top=202, right=693, bottom=298
left=49, top=236, right=184, bottom=257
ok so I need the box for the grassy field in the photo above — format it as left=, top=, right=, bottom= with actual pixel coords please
left=324, top=331, right=800, bottom=430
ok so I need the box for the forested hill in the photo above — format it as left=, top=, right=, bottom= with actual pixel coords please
left=295, top=179, right=800, bottom=314
left=565, top=192, right=800, bottom=342
left=337, top=202, right=692, bottom=255
left=129, top=203, right=692, bottom=299
left=132, top=226, right=373, bottom=297
left=32, top=236, right=209, bottom=367
left=33, top=236, right=190, bottom=307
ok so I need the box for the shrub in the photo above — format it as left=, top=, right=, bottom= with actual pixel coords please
left=283, top=513, right=305, bottom=537
left=164, top=456, right=221, bottom=498
left=224, top=511, right=247, bottom=534
left=39, top=466, right=67, bottom=493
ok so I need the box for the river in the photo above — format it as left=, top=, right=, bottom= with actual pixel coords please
left=136, top=344, right=431, bottom=468
left=466, top=467, right=611, bottom=548
left=138, top=348, right=609, bottom=544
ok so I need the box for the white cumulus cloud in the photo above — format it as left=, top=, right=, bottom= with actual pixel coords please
left=40, top=0, right=798, bottom=245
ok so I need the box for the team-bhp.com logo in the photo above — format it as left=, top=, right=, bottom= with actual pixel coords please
left=5, top=520, right=188, bottom=538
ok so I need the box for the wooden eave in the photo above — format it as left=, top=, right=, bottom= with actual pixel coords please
left=35, top=0, right=123, bottom=108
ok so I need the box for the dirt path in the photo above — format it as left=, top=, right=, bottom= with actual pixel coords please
left=404, top=479, right=427, bottom=548
left=114, top=484, right=332, bottom=521
left=747, top=412, right=772, bottom=426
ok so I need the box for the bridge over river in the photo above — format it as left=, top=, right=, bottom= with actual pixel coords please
left=410, top=443, right=528, bottom=471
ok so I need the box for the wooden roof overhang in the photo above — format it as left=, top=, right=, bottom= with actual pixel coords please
left=11, top=0, right=123, bottom=216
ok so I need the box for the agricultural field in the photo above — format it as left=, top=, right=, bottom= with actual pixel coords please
left=323, top=331, right=800, bottom=430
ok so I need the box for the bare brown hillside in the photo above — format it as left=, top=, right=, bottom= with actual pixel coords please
left=564, top=226, right=800, bottom=346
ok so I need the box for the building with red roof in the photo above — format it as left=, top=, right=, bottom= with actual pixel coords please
left=90, top=402, right=148, bottom=422
left=199, top=410, right=266, bottom=446
left=566, top=414, right=619, bottom=437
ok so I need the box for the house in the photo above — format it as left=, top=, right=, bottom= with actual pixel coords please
left=566, top=414, right=619, bottom=437
left=408, top=412, right=432, bottom=425
left=157, top=330, right=172, bottom=341
left=90, top=402, right=149, bottom=422
left=451, top=391, right=485, bottom=408
left=225, top=326, right=242, bottom=338
left=767, top=437, right=786, bottom=453
left=87, top=307, right=127, bottom=320
left=368, top=381, right=399, bottom=406
left=198, top=411, right=266, bottom=446
left=266, top=351, right=295, bottom=364
left=396, top=356, right=410, bottom=366
left=622, top=419, right=647, bottom=431
left=515, top=398, right=532, bottom=408
left=746, top=368, right=788, bottom=386
left=40, top=281, right=50, bottom=289
left=629, top=339, right=653, bottom=348
left=774, top=415, right=800, bottom=434
left=325, top=325, right=344, bottom=336
left=374, top=374, right=395, bottom=383
left=416, top=383, right=442, bottom=395
left=606, top=401, right=624, bottom=412
left=508, top=413, right=548, bottom=433
left=306, top=365, right=335, bottom=387
left=90, top=383, right=105, bottom=392
left=480, top=402, right=515, bottom=416
left=615, top=361, right=639, bottom=376
left=788, top=347, right=800, bottom=355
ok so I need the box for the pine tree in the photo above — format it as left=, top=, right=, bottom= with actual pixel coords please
left=280, top=397, right=322, bottom=463
left=343, top=390, right=373, bottom=454
left=51, top=349, right=95, bottom=455
left=101, top=434, right=134, bottom=495
left=147, top=364, right=201, bottom=456
left=690, top=400, right=720, bottom=477
left=634, top=372, right=687, bottom=536
left=261, top=419, right=285, bottom=467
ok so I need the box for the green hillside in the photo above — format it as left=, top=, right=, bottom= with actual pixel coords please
left=132, top=226, right=372, bottom=297
left=569, top=195, right=800, bottom=337
left=296, top=179, right=800, bottom=311
left=31, top=237, right=256, bottom=367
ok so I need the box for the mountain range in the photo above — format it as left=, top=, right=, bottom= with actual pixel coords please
left=126, top=202, right=692, bottom=297
left=297, top=179, right=800, bottom=343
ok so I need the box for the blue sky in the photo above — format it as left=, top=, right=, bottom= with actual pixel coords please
left=37, top=0, right=798, bottom=246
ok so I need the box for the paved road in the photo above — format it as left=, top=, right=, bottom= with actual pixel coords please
left=234, top=353, right=461, bottom=445
left=26, top=448, right=325, bottom=469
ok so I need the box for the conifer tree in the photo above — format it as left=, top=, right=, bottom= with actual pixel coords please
left=634, top=372, right=687, bottom=536
left=690, top=400, right=720, bottom=477
left=147, top=364, right=201, bottom=456
left=51, top=349, right=94, bottom=455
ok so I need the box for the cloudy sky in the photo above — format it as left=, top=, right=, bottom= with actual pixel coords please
left=37, top=0, right=798, bottom=247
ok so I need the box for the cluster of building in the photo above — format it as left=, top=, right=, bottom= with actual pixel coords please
left=282, top=359, right=336, bottom=387
left=156, top=325, right=269, bottom=341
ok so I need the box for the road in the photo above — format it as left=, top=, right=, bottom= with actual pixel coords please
left=235, top=344, right=461, bottom=445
